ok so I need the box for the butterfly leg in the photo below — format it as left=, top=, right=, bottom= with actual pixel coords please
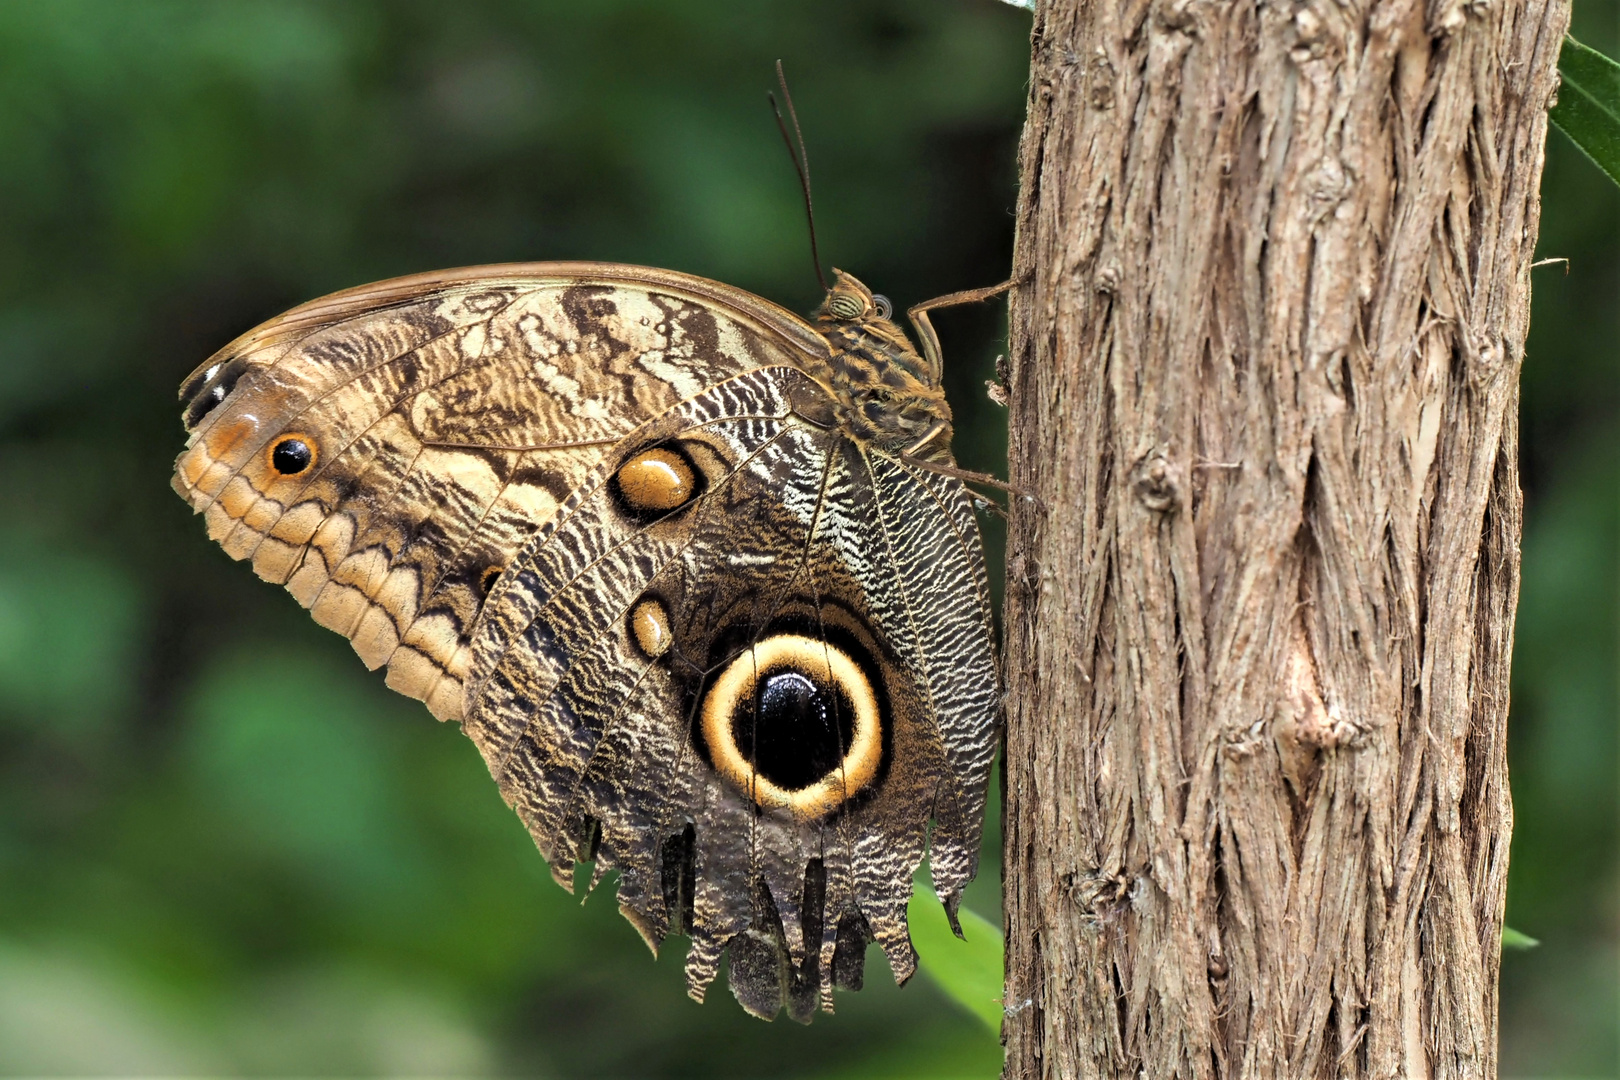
left=901, top=419, right=949, bottom=458
left=894, top=453, right=1043, bottom=517
left=905, top=278, right=1017, bottom=384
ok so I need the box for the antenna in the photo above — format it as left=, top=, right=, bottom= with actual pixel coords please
left=767, top=60, right=828, bottom=293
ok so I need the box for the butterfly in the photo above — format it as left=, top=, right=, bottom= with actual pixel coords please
left=171, top=257, right=1011, bottom=1022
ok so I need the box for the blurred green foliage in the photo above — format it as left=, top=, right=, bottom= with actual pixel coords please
left=0, top=0, right=1612, bottom=1076
left=0, top=1, right=1022, bottom=1075
left=1505, top=2, right=1620, bottom=1073
left=906, top=885, right=1003, bottom=1032
left=1552, top=36, right=1620, bottom=187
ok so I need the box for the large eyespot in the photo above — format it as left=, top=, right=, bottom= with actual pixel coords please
left=827, top=293, right=865, bottom=320
left=268, top=434, right=317, bottom=477
left=698, top=634, right=883, bottom=818
left=871, top=294, right=892, bottom=320
left=611, top=445, right=701, bottom=520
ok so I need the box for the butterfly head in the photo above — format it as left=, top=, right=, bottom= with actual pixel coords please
left=810, top=269, right=954, bottom=460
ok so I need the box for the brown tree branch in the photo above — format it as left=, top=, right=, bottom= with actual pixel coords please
left=1000, top=0, right=1567, bottom=1074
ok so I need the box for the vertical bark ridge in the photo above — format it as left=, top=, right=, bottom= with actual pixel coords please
left=1001, top=0, right=1561, bottom=1075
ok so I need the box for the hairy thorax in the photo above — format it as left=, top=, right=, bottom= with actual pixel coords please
left=798, top=270, right=955, bottom=463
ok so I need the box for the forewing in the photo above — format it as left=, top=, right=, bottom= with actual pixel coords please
left=172, top=263, right=821, bottom=721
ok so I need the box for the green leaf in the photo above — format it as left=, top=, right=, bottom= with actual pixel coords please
left=908, top=887, right=1005, bottom=1032
left=1501, top=925, right=1541, bottom=950
left=1551, top=36, right=1620, bottom=187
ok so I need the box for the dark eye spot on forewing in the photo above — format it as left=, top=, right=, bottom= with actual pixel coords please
left=269, top=435, right=316, bottom=476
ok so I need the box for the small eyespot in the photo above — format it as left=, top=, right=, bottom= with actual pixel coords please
left=828, top=293, right=865, bottom=320
left=629, top=596, right=673, bottom=658
left=613, top=445, right=700, bottom=517
left=269, top=435, right=316, bottom=476
left=479, top=565, right=504, bottom=596
left=871, top=294, right=892, bottom=319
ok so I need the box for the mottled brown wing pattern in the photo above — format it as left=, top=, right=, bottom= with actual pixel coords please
left=172, top=262, right=1001, bottom=1024
left=173, top=264, right=817, bottom=721
left=463, top=365, right=998, bottom=1020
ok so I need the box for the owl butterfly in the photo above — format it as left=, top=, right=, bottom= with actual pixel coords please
left=172, top=260, right=1006, bottom=1022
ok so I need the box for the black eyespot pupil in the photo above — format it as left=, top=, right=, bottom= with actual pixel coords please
left=730, top=669, right=854, bottom=791
left=271, top=438, right=312, bottom=475
left=480, top=567, right=502, bottom=595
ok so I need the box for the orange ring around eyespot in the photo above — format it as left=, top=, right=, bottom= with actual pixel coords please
left=699, top=634, right=882, bottom=818
left=265, top=432, right=318, bottom=478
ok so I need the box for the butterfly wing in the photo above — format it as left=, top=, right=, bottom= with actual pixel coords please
left=173, top=263, right=999, bottom=1022
left=466, top=364, right=999, bottom=1020
left=173, top=263, right=824, bottom=721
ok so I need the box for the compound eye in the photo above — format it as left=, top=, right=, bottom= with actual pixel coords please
left=871, top=294, right=892, bottom=320
left=698, top=633, right=883, bottom=818
left=827, top=293, right=865, bottom=320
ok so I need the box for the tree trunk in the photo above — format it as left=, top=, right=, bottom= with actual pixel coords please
left=999, top=0, right=1567, bottom=1074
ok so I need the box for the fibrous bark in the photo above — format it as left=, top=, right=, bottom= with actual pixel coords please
left=999, top=0, right=1566, bottom=1074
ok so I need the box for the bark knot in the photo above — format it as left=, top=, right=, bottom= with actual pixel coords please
left=1131, top=452, right=1181, bottom=513
left=1063, top=868, right=1130, bottom=923
left=1306, top=156, right=1355, bottom=220
left=1275, top=621, right=1370, bottom=791
left=1087, top=50, right=1117, bottom=110
left=1095, top=262, right=1122, bottom=294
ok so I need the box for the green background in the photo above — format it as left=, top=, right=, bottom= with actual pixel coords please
left=0, top=0, right=1611, bottom=1075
